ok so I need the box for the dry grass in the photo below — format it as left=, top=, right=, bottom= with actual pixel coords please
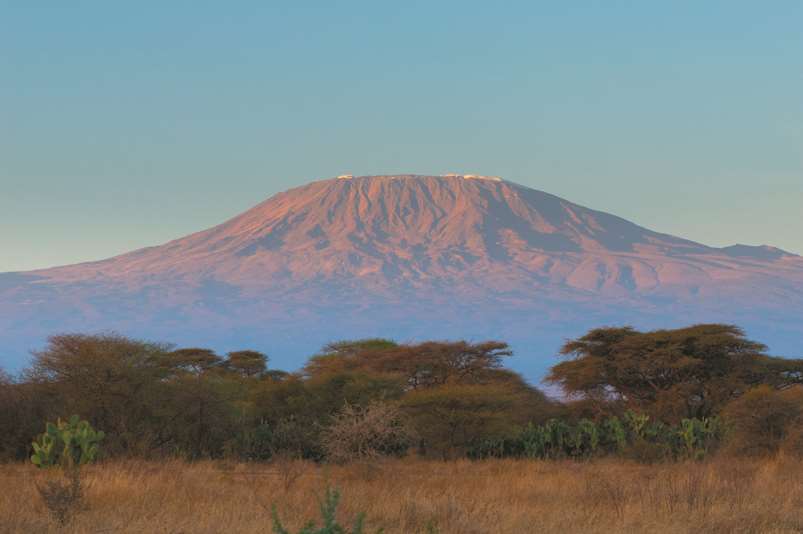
left=2, top=456, right=803, bottom=533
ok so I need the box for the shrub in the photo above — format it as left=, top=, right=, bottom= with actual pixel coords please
left=401, top=384, right=523, bottom=458
left=271, top=416, right=325, bottom=461
left=599, top=416, right=627, bottom=454
left=677, top=417, right=723, bottom=460
left=271, top=486, right=381, bottom=534
left=224, top=423, right=274, bottom=461
left=322, top=402, right=413, bottom=464
left=722, top=385, right=803, bottom=456
left=568, top=419, right=600, bottom=458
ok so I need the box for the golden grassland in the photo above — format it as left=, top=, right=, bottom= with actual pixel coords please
left=1, top=456, right=803, bottom=534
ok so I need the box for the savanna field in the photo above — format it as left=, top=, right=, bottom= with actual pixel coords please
left=2, top=457, right=803, bottom=533
left=3, top=325, right=803, bottom=533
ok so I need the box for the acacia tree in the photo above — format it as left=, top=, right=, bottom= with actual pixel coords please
left=381, top=341, right=514, bottom=389
left=225, top=350, right=268, bottom=378
left=547, top=324, right=803, bottom=420
left=157, top=348, right=232, bottom=458
left=305, top=339, right=514, bottom=390
left=159, top=347, right=222, bottom=376
left=302, top=338, right=399, bottom=378
left=27, top=334, right=171, bottom=455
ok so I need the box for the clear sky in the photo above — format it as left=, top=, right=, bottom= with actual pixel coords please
left=2, top=1, right=801, bottom=272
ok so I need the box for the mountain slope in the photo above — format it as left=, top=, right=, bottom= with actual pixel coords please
left=2, top=174, right=802, bottom=374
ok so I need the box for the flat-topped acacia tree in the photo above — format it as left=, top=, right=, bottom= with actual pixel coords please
left=547, top=324, right=803, bottom=421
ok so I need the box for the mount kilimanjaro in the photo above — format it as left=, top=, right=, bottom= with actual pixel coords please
left=2, top=174, right=802, bottom=376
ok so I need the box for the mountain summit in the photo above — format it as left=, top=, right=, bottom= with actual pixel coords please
left=2, top=174, right=802, bottom=374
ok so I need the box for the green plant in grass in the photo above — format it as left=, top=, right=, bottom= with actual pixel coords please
left=677, top=416, right=723, bottom=460
left=569, top=419, right=600, bottom=458
left=31, top=415, right=104, bottom=525
left=271, top=486, right=383, bottom=534
left=623, top=410, right=650, bottom=441
left=600, top=416, right=627, bottom=453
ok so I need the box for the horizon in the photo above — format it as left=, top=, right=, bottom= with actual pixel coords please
left=3, top=2, right=802, bottom=272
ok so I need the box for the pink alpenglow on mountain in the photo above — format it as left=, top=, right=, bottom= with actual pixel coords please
left=2, top=174, right=802, bottom=375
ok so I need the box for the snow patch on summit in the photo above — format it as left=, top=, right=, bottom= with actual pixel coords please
left=443, top=173, right=502, bottom=181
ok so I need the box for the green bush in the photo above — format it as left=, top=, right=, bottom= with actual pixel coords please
left=568, top=419, right=599, bottom=458
left=272, top=486, right=382, bottom=534
left=677, top=417, right=723, bottom=460
left=470, top=412, right=724, bottom=462
left=599, top=416, right=626, bottom=453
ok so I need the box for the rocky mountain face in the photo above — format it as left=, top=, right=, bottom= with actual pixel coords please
left=2, top=174, right=802, bottom=376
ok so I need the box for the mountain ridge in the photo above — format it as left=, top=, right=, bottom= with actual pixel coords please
left=2, top=174, right=802, bottom=375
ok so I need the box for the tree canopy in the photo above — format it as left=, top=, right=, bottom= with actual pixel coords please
left=547, top=324, right=803, bottom=420
left=304, top=339, right=514, bottom=390
left=2, top=325, right=801, bottom=463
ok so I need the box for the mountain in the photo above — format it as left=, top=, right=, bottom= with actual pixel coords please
left=2, top=174, right=802, bottom=376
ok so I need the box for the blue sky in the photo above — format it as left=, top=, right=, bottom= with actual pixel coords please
left=2, top=1, right=802, bottom=272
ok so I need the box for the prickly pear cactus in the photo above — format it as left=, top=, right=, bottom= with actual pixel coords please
left=601, top=416, right=627, bottom=452
left=623, top=410, right=650, bottom=440
left=543, top=419, right=571, bottom=458
left=31, top=415, right=105, bottom=468
left=520, top=423, right=547, bottom=458
left=572, top=419, right=600, bottom=457
left=676, top=416, right=723, bottom=460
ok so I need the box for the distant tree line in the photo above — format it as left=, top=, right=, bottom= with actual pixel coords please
left=2, top=324, right=803, bottom=463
